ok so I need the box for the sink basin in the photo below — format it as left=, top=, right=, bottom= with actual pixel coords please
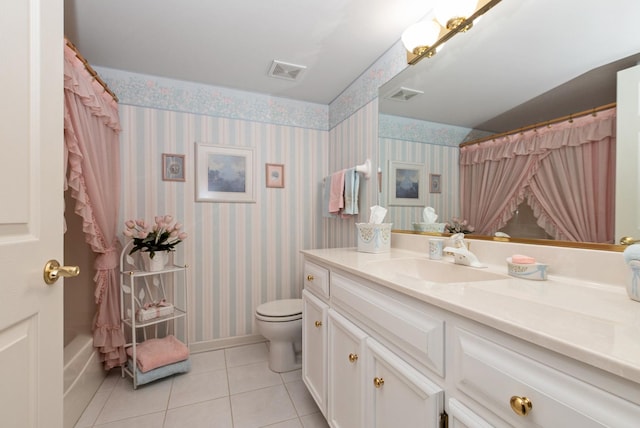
left=364, top=258, right=509, bottom=284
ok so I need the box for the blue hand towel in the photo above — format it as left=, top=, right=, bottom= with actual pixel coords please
left=342, top=168, right=360, bottom=216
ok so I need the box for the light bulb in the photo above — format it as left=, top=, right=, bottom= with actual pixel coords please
left=401, top=20, right=441, bottom=55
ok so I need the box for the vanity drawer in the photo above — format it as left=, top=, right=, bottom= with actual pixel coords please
left=331, top=271, right=444, bottom=377
left=303, top=261, right=330, bottom=299
left=452, top=327, right=640, bottom=428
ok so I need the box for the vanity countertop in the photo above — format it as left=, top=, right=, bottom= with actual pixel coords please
left=301, top=247, right=640, bottom=384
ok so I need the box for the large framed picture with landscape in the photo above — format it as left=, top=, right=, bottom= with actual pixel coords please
left=195, top=143, right=256, bottom=203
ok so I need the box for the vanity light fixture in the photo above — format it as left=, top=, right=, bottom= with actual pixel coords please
left=403, top=0, right=503, bottom=65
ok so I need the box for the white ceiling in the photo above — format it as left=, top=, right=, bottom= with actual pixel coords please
left=64, top=0, right=640, bottom=131
left=64, top=0, right=435, bottom=105
left=379, top=0, right=640, bottom=131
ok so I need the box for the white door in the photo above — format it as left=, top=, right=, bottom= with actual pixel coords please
left=0, top=0, right=65, bottom=427
left=616, top=64, right=640, bottom=244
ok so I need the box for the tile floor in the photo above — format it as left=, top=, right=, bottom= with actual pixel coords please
left=74, top=343, right=329, bottom=428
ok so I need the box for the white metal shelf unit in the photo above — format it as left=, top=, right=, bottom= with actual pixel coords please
left=119, top=241, right=189, bottom=389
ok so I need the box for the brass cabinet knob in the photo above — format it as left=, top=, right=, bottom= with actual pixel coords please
left=307, top=274, right=314, bottom=281
left=43, top=260, right=80, bottom=285
left=348, top=353, right=358, bottom=363
left=314, top=320, right=322, bottom=328
left=510, top=396, right=533, bottom=416
left=373, top=377, right=384, bottom=388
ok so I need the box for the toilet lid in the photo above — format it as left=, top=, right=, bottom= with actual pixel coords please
left=256, top=299, right=303, bottom=319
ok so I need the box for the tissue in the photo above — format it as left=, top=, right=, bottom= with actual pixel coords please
left=423, top=207, right=438, bottom=223
left=369, top=205, right=387, bottom=224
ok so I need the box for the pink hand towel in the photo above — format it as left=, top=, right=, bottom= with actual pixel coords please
left=328, top=169, right=346, bottom=214
left=126, top=335, right=189, bottom=373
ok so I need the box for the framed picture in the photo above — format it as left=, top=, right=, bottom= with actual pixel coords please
left=265, top=163, right=285, bottom=188
left=388, top=160, right=426, bottom=206
left=195, top=143, right=256, bottom=203
left=429, top=174, right=442, bottom=193
left=162, top=154, right=186, bottom=181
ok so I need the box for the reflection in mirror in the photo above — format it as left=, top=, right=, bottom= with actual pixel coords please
left=378, top=0, right=640, bottom=249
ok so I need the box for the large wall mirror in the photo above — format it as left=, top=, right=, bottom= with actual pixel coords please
left=378, top=0, right=640, bottom=250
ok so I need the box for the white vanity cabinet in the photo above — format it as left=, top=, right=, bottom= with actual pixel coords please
left=304, top=260, right=445, bottom=427
left=302, top=251, right=640, bottom=428
left=450, top=324, right=640, bottom=428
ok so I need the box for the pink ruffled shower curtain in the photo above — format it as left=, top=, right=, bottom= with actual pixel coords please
left=63, top=41, right=126, bottom=369
left=460, top=108, right=616, bottom=243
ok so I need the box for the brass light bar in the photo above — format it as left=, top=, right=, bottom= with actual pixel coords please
left=407, top=0, right=503, bottom=65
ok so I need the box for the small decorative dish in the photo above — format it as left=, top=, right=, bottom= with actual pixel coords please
left=506, top=257, right=548, bottom=281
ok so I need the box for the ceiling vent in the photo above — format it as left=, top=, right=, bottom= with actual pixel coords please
left=385, top=87, right=424, bottom=102
left=268, top=60, right=307, bottom=81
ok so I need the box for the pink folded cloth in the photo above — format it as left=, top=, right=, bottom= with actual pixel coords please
left=126, top=335, right=189, bottom=373
left=328, top=169, right=345, bottom=214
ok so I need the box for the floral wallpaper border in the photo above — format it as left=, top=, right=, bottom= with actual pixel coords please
left=379, top=114, right=492, bottom=147
left=95, top=66, right=329, bottom=131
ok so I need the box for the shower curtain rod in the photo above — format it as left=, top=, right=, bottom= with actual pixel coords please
left=65, top=38, right=119, bottom=103
left=459, top=102, right=616, bottom=148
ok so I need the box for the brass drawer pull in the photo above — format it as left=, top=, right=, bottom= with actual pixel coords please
left=348, top=353, right=358, bottom=363
left=510, top=396, right=533, bottom=416
left=314, top=320, right=322, bottom=328
left=307, top=274, right=314, bottom=281
left=373, top=377, right=384, bottom=388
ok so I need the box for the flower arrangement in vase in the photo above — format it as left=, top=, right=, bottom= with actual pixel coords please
left=124, top=215, right=187, bottom=271
left=445, top=217, right=475, bottom=234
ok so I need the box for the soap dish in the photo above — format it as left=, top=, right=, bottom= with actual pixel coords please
left=506, top=257, right=548, bottom=281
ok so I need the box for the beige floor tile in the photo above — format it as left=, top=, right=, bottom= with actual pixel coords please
left=168, top=367, right=229, bottom=408
left=164, top=397, right=233, bottom=428
left=225, top=342, right=269, bottom=368
left=93, top=411, right=165, bottom=428
left=94, top=376, right=172, bottom=425
left=230, top=384, right=298, bottom=428
left=228, top=361, right=283, bottom=395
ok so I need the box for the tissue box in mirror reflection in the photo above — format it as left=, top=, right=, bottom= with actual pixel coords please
left=412, top=223, right=446, bottom=233
left=355, top=223, right=392, bottom=253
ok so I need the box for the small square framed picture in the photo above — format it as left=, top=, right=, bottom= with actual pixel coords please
left=162, top=154, right=186, bottom=182
left=265, top=163, right=285, bottom=188
left=429, top=173, right=442, bottom=193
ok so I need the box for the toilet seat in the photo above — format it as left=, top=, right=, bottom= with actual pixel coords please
left=256, top=299, right=303, bottom=322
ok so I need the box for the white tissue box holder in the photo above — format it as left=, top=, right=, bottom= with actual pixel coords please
left=356, top=223, right=392, bottom=253
left=412, top=222, right=446, bottom=233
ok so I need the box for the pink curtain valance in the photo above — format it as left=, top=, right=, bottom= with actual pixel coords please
left=460, top=108, right=616, bottom=164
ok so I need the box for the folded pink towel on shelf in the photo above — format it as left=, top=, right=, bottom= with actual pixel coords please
left=126, top=335, right=189, bottom=373
left=328, top=169, right=345, bottom=214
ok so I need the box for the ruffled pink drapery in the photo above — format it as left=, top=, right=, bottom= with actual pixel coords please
left=63, top=40, right=126, bottom=370
left=460, top=108, right=616, bottom=243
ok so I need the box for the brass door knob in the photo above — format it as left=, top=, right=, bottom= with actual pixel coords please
left=307, top=274, right=314, bottom=281
left=373, top=377, right=384, bottom=388
left=314, top=320, right=322, bottom=328
left=43, top=260, right=80, bottom=285
left=510, top=396, right=533, bottom=416
left=348, top=353, right=358, bottom=363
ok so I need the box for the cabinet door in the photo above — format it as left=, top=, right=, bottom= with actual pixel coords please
left=302, top=290, right=328, bottom=416
left=328, top=310, right=367, bottom=428
left=366, top=338, right=444, bottom=428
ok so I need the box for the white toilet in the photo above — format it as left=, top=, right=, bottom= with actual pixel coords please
left=255, top=298, right=303, bottom=373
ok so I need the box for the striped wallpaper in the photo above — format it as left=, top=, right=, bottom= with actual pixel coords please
left=119, top=105, right=328, bottom=344
left=379, top=136, right=460, bottom=231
